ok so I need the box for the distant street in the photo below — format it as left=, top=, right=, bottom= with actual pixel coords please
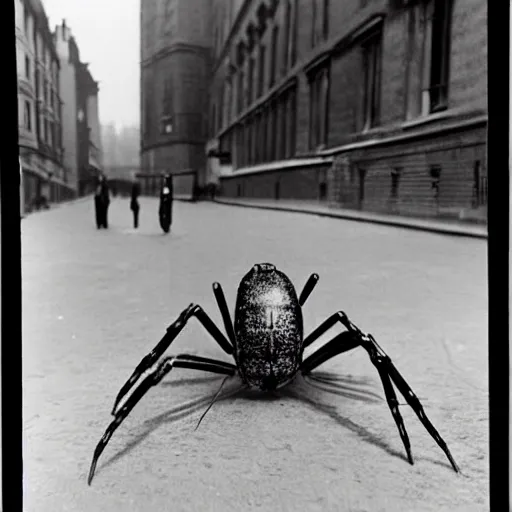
left=23, top=196, right=488, bottom=512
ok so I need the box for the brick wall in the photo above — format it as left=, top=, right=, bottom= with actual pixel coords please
left=327, top=123, right=487, bottom=220
left=220, top=163, right=331, bottom=200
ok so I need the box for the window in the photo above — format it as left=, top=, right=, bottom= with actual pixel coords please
left=277, top=98, right=287, bottom=160
left=358, top=168, right=366, bottom=207
left=258, top=45, right=266, bottom=97
left=24, top=101, right=32, bottom=131
left=210, top=104, right=216, bottom=137
left=144, top=89, right=152, bottom=138
left=311, top=0, right=317, bottom=48
left=430, top=165, right=441, bottom=201
left=25, top=55, right=30, bottom=79
left=218, top=88, right=224, bottom=131
left=407, top=0, right=453, bottom=118
left=225, top=77, right=232, bottom=124
left=323, top=0, right=329, bottom=40
left=472, top=160, right=487, bottom=207
left=362, top=32, right=382, bottom=130
left=309, top=66, right=330, bottom=149
left=390, top=168, right=401, bottom=200
left=237, top=68, right=245, bottom=113
left=268, top=100, right=277, bottom=160
left=283, top=1, right=292, bottom=74
left=255, top=112, right=263, bottom=163
left=247, top=57, right=255, bottom=106
left=428, top=0, right=452, bottom=112
left=43, top=79, right=48, bottom=103
left=235, top=124, right=243, bottom=168
left=161, top=77, right=173, bottom=134
left=261, top=108, right=269, bottom=162
left=290, top=1, right=298, bottom=66
left=270, top=26, right=279, bottom=87
left=35, top=69, right=40, bottom=98
left=44, top=118, right=48, bottom=142
left=286, top=88, right=297, bottom=158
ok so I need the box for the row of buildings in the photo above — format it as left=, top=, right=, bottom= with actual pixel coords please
left=16, top=0, right=103, bottom=213
left=140, top=0, right=487, bottom=221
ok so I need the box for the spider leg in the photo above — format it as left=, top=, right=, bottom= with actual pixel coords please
left=300, top=311, right=459, bottom=472
left=88, top=354, right=236, bottom=485
left=301, top=331, right=414, bottom=465
left=365, top=334, right=460, bottom=473
left=299, top=273, right=320, bottom=307
left=303, top=311, right=344, bottom=348
left=111, top=303, right=234, bottom=415
left=212, top=283, right=236, bottom=346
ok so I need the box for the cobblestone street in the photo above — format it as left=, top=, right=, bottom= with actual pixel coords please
left=22, top=196, right=488, bottom=512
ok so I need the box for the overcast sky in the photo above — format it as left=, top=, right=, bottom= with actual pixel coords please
left=42, top=0, right=140, bottom=129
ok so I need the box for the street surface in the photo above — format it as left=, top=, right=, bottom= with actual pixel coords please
left=23, top=197, right=488, bottom=512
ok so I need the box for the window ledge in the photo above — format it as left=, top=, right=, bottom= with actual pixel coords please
left=401, top=106, right=481, bottom=130
left=222, top=156, right=334, bottom=177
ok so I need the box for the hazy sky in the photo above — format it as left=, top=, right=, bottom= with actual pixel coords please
left=43, top=0, right=140, bottom=129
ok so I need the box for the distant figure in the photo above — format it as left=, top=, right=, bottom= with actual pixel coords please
left=158, top=173, right=173, bottom=234
left=130, top=180, right=141, bottom=229
left=94, top=175, right=110, bottom=229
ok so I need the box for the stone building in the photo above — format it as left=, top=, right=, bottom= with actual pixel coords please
left=76, top=61, right=102, bottom=195
left=15, top=0, right=70, bottom=211
left=53, top=20, right=103, bottom=197
left=139, top=0, right=212, bottom=196
left=209, top=0, right=487, bottom=221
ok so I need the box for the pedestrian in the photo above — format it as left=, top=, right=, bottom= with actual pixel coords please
left=158, top=173, right=173, bottom=233
left=94, top=174, right=110, bottom=229
left=130, top=180, right=141, bottom=228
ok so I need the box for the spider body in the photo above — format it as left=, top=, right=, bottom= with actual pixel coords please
left=88, top=263, right=460, bottom=485
left=234, top=263, right=303, bottom=391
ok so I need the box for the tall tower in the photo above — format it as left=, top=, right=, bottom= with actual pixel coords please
left=140, top=0, right=212, bottom=191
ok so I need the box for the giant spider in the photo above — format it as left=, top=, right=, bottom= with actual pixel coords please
left=88, top=263, right=459, bottom=484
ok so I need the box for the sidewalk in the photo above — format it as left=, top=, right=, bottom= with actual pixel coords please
left=212, top=197, right=488, bottom=240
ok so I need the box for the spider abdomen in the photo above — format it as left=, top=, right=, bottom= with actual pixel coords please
left=234, top=264, right=303, bottom=390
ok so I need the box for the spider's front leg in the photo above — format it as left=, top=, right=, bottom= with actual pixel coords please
left=300, top=311, right=459, bottom=473
left=88, top=353, right=237, bottom=485
left=111, top=303, right=234, bottom=415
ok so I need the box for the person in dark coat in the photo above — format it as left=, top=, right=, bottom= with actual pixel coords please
left=130, top=180, right=141, bottom=228
left=94, top=174, right=110, bottom=229
left=158, top=173, right=174, bottom=233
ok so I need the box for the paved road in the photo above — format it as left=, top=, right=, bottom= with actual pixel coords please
left=23, top=197, right=488, bottom=512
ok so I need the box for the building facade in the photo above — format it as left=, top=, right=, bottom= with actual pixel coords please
left=15, top=0, right=71, bottom=211
left=76, top=62, right=102, bottom=195
left=53, top=20, right=103, bottom=197
left=209, top=0, right=487, bottom=222
left=139, top=0, right=212, bottom=196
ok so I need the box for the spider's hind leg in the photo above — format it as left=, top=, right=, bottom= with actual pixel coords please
left=364, top=333, right=460, bottom=472
left=300, top=311, right=459, bottom=472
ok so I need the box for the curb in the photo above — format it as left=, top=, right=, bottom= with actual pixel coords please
left=212, top=199, right=487, bottom=240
